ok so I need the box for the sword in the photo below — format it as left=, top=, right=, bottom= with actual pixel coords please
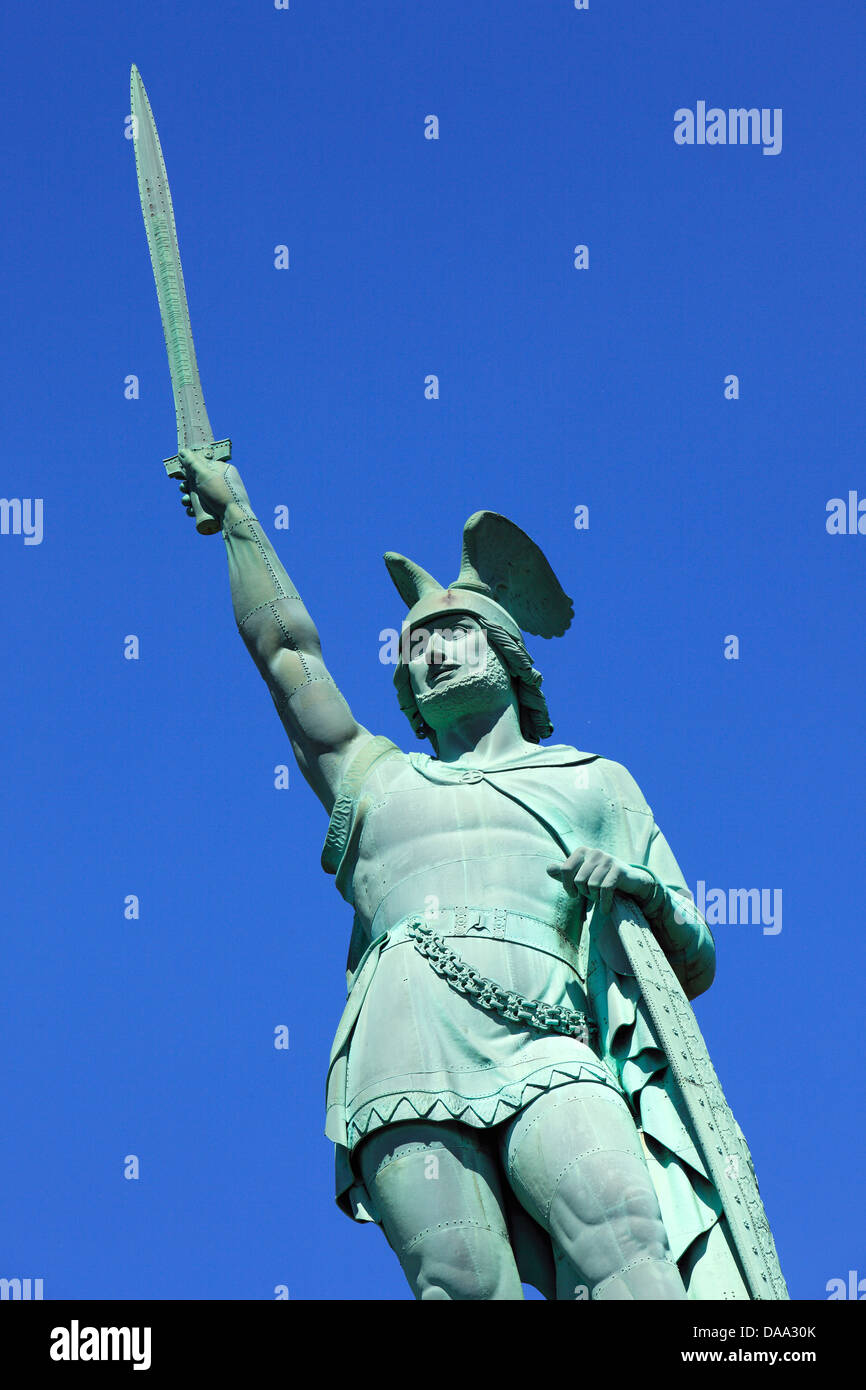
left=130, top=64, right=229, bottom=535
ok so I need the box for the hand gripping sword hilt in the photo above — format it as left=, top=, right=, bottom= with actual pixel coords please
left=163, top=438, right=232, bottom=536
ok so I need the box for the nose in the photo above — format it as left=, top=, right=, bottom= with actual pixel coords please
left=427, top=630, right=449, bottom=664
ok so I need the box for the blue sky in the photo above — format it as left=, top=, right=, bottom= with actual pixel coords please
left=1, top=0, right=863, bottom=1299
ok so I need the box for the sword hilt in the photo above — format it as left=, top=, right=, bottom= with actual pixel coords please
left=163, top=438, right=232, bottom=536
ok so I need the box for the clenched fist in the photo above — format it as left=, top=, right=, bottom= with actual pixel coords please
left=176, top=446, right=253, bottom=524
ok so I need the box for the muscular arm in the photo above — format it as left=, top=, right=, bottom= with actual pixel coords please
left=180, top=451, right=372, bottom=812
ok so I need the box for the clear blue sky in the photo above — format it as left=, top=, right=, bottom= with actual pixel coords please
left=1, top=0, right=863, bottom=1300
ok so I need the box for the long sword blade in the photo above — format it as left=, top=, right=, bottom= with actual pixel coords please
left=130, top=65, right=222, bottom=462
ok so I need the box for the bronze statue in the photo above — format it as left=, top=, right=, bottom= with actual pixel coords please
left=132, top=63, right=788, bottom=1301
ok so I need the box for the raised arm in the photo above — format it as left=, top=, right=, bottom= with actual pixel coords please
left=178, top=448, right=373, bottom=812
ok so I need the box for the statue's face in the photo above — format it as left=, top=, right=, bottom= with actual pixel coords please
left=405, top=615, right=513, bottom=733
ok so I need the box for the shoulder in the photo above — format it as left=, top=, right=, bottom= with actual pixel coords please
left=588, top=755, right=654, bottom=815
left=334, top=733, right=407, bottom=798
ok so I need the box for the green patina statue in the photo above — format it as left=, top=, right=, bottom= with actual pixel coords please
left=177, top=457, right=788, bottom=1302
left=131, top=62, right=788, bottom=1301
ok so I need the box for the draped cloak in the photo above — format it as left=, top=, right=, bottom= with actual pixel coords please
left=320, top=735, right=788, bottom=1301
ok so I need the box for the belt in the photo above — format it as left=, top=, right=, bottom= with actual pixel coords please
left=381, top=907, right=596, bottom=1044
left=380, top=905, right=585, bottom=973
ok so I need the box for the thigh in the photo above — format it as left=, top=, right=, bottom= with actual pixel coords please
left=498, top=1081, right=645, bottom=1227
left=356, top=1120, right=523, bottom=1300
left=499, top=1082, right=686, bottom=1299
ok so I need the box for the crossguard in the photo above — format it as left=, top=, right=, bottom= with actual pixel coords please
left=163, top=438, right=232, bottom=536
left=164, top=437, right=232, bottom=478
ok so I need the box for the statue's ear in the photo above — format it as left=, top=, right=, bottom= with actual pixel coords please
left=383, top=552, right=442, bottom=607
left=455, top=512, right=574, bottom=638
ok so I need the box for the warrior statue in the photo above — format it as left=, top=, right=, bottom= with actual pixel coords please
left=130, top=63, right=787, bottom=1301
left=174, top=455, right=787, bottom=1302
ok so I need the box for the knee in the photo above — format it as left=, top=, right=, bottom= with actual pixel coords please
left=406, top=1223, right=523, bottom=1301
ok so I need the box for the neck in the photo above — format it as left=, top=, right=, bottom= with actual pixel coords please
left=433, top=699, right=533, bottom=766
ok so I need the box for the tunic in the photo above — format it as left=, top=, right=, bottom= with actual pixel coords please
left=321, top=736, right=700, bottom=1225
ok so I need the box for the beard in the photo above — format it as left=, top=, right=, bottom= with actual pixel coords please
left=413, top=644, right=514, bottom=734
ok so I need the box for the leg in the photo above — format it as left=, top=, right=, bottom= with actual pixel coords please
left=499, top=1082, right=687, bottom=1300
left=355, top=1119, right=524, bottom=1300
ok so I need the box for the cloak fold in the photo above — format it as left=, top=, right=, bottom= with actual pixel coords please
left=492, top=775, right=789, bottom=1301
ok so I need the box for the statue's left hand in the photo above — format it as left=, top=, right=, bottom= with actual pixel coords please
left=547, top=848, right=654, bottom=917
